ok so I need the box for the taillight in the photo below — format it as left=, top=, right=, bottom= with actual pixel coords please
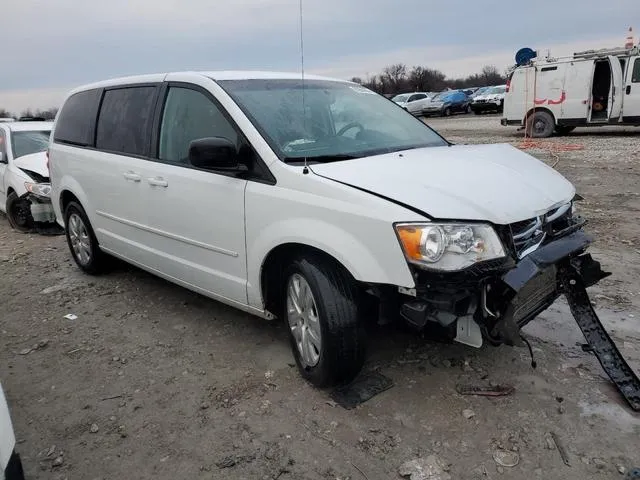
left=46, top=149, right=50, bottom=171
left=506, top=79, right=511, bottom=93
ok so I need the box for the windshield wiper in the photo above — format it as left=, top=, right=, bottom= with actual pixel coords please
left=283, top=153, right=361, bottom=164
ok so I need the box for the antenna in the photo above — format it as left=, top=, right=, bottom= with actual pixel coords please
left=299, top=0, right=309, bottom=174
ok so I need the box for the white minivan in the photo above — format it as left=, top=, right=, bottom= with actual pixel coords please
left=49, top=71, right=609, bottom=387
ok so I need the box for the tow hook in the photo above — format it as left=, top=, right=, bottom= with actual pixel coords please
left=560, top=264, right=640, bottom=411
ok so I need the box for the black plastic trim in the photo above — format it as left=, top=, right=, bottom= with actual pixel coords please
left=5, top=450, right=25, bottom=480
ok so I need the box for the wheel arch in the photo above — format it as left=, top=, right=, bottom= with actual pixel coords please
left=525, top=106, right=556, bottom=124
left=260, top=243, right=355, bottom=317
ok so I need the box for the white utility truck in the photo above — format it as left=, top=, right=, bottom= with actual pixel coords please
left=502, top=44, right=640, bottom=137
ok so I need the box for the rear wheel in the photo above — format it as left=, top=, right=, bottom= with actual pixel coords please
left=443, top=107, right=451, bottom=117
left=284, top=255, right=366, bottom=387
left=6, top=192, right=33, bottom=233
left=64, top=201, right=107, bottom=274
left=526, top=110, right=555, bottom=138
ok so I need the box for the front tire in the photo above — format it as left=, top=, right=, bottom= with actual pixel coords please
left=443, top=107, right=451, bottom=117
left=6, top=192, right=33, bottom=233
left=284, top=255, right=366, bottom=387
left=64, top=201, right=107, bottom=274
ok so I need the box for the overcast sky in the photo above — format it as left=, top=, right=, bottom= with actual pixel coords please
left=1, top=0, right=638, bottom=111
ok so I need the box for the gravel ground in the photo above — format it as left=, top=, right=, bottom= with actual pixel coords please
left=1, top=115, right=639, bottom=480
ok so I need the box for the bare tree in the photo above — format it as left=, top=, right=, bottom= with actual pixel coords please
left=480, top=65, right=505, bottom=85
left=0, top=108, right=13, bottom=118
left=408, top=66, right=447, bottom=92
left=381, top=64, right=408, bottom=93
left=350, top=77, right=363, bottom=84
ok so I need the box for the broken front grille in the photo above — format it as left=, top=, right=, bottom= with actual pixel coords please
left=509, top=203, right=575, bottom=259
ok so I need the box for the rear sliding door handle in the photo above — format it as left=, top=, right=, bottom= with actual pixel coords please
left=147, top=177, right=168, bottom=187
left=123, top=171, right=141, bottom=182
left=627, top=85, right=632, bottom=95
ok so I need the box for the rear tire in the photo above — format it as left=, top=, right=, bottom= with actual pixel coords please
left=443, top=107, right=451, bottom=117
left=64, top=201, right=107, bottom=274
left=283, top=255, right=366, bottom=387
left=6, top=192, right=33, bottom=233
left=526, top=110, right=555, bottom=138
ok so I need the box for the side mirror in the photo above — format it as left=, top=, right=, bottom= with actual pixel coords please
left=188, top=137, right=247, bottom=172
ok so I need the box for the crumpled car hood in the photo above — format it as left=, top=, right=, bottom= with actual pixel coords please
left=13, top=151, right=49, bottom=178
left=310, top=143, right=575, bottom=225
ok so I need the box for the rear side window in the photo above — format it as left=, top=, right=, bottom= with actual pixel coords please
left=632, top=58, right=640, bottom=83
left=96, top=86, right=157, bottom=156
left=53, top=89, right=101, bottom=146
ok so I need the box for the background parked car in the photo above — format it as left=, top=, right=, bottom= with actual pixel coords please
left=469, top=86, right=491, bottom=99
left=0, top=121, right=59, bottom=233
left=420, top=90, right=471, bottom=116
left=471, top=84, right=507, bottom=114
left=391, top=92, right=436, bottom=115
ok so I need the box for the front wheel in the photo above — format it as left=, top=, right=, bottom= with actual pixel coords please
left=6, top=192, right=33, bottom=233
left=443, top=107, right=451, bottom=117
left=284, top=255, right=366, bottom=387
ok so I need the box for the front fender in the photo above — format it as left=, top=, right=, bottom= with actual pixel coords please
left=246, top=217, right=415, bottom=309
left=6, top=166, right=31, bottom=197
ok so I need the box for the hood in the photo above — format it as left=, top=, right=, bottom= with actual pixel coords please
left=310, top=143, right=575, bottom=225
left=13, top=151, right=49, bottom=179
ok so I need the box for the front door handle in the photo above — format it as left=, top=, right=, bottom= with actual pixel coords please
left=627, top=85, right=632, bottom=95
left=147, top=177, right=168, bottom=187
left=123, top=171, right=141, bottom=182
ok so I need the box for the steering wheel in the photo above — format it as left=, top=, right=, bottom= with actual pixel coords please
left=336, top=122, right=364, bottom=137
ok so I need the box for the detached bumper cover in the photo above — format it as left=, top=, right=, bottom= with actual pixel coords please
left=496, top=230, right=640, bottom=411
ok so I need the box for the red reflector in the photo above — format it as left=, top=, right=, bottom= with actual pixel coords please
left=46, top=150, right=49, bottom=171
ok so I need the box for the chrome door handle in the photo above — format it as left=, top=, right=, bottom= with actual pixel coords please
left=147, top=177, right=168, bottom=187
left=123, top=171, right=141, bottom=182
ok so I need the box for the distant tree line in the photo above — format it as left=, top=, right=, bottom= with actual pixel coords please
left=0, top=107, right=58, bottom=120
left=350, top=64, right=507, bottom=95
left=0, top=64, right=506, bottom=117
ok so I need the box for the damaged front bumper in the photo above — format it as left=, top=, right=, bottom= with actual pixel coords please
left=399, top=230, right=605, bottom=347
left=21, top=191, right=63, bottom=235
left=396, top=229, right=640, bottom=411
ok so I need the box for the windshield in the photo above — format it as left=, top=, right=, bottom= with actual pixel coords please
left=391, top=94, right=410, bottom=103
left=486, top=86, right=506, bottom=95
left=218, top=79, right=448, bottom=162
left=11, top=130, right=51, bottom=159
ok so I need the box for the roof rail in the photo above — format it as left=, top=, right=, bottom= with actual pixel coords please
left=573, top=45, right=638, bottom=59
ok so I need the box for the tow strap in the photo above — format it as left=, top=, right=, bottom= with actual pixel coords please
left=560, top=266, right=640, bottom=411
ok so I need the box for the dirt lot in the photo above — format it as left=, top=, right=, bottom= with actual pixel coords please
left=1, top=115, right=639, bottom=480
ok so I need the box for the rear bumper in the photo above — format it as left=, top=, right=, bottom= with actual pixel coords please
left=501, top=118, right=522, bottom=126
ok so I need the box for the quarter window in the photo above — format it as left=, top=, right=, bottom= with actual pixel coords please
left=96, top=87, right=157, bottom=156
left=158, top=87, right=238, bottom=164
left=53, top=89, right=101, bottom=146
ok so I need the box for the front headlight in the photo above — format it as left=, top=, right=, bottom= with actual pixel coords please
left=395, top=223, right=506, bottom=271
left=24, top=182, right=52, bottom=198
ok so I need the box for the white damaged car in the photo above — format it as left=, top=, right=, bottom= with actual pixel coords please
left=0, top=121, right=61, bottom=234
left=48, top=73, right=637, bottom=406
left=1, top=382, right=25, bottom=480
